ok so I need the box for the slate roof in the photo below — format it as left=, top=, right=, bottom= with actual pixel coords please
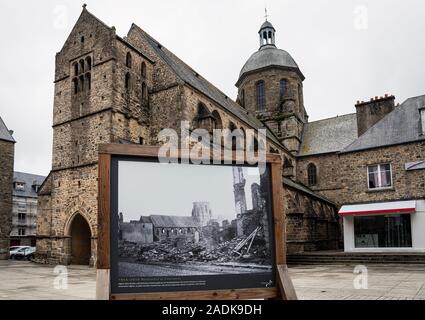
left=13, top=172, right=46, bottom=198
left=149, top=215, right=199, bottom=228
left=131, top=25, right=284, bottom=149
left=239, top=46, right=301, bottom=80
left=0, top=116, right=15, bottom=143
left=298, top=113, right=358, bottom=156
left=342, top=95, right=425, bottom=153
left=259, top=21, right=275, bottom=31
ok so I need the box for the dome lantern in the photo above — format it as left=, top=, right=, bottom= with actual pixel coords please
left=259, top=20, right=276, bottom=48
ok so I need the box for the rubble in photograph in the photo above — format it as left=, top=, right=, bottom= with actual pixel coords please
left=118, top=233, right=271, bottom=267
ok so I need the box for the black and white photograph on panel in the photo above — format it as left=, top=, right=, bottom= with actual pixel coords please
left=110, top=157, right=275, bottom=293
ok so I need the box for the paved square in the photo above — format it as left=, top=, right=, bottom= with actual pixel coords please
left=0, top=260, right=95, bottom=300
left=1, top=261, right=424, bottom=300
left=289, top=264, right=425, bottom=300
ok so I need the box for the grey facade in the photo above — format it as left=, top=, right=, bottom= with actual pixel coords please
left=10, top=172, right=45, bottom=247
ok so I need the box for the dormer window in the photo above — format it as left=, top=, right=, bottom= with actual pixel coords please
left=421, top=108, right=425, bottom=134
left=15, top=182, right=25, bottom=191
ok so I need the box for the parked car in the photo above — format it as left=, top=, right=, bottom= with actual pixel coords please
left=10, top=247, right=35, bottom=260
left=9, top=246, right=30, bottom=257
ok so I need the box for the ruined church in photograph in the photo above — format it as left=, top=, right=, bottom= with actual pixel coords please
left=36, top=6, right=425, bottom=266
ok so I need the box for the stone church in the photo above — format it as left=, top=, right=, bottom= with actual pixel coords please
left=36, top=7, right=357, bottom=266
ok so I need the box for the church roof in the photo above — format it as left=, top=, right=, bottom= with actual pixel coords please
left=131, top=25, right=284, bottom=149
left=259, top=21, right=275, bottom=32
left=149, top=215, right=199, bottom=228
left=0, top=116, right=15, bottom=143
left=298, top=113, right=358, bottom=156
left=238, top=46, right=302, bottom=81
left=341, top=94, right=425, bottom=153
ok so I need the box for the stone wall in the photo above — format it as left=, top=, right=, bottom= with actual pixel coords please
left=37, top=165, right=98, bottom=265
left=284, top=186, right=340, bottom=253
left=355, top=95, right=395, bottom=137
left=236, top=68, right=307, bottom=152
left=0, top=140, right=14, bottom=259
left=338, top=142, right=425, bottom=205
left=297, top=153, right=345, bottom=203
left=297, top=141, right=425, bottom=207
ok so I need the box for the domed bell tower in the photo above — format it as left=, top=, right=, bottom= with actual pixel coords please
left=236, top=18, right=308, bottom=154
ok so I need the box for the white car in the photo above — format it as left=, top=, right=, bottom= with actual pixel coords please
left=10, top=246, right=35, bottom=260
left=9, top=246, right=30, bottom=256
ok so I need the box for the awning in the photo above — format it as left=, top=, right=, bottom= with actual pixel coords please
left=339, top=200, right=416, bottom=216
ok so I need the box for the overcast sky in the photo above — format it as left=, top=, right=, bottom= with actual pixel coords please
left=1, top=0, right=424, bottom=176
left=118, top=161, right=260, bottom=222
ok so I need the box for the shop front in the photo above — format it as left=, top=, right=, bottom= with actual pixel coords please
left=340, top=200, right=425, bottom=252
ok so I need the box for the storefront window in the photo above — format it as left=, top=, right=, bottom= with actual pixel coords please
left=354, top=214, right=412, bottom=248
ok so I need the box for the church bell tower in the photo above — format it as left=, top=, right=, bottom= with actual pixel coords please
left=236, top=16, right=308, bottom=154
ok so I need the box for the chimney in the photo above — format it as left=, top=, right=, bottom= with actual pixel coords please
left=355, top=94, right=395, bottom=137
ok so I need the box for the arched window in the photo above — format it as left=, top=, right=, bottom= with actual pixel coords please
left=79, top=75, right=85, bottom=91
left=86, top=57, right=92, bottom=71
left=79, top=59, right=85, bottom=74
left=141, top=82, right=147, bottom=100
left=197, top=103, right=210, bottom=118
left=227, top=122, right=239, bottom=150
left=256, top=80, right=265, bottom=111
left=280, top=79, right=287, bottom=99
left=298, top=83, right=303, bottom=106
left=86, top=73, right=91, bottom=90
left=307, top=163, right=317, bottom=186
left=254, top=137, right=259, bottom=152
left=195, top=103, right=212, bottom=131
left=141, top=62, right=147, bottom=78
left=211, top=110, right=223, bottom=130
left=73, top=63, right=78, bottom=76
left=125, top=73, right=131, bottom=92
left=126, top=52, right=132, bottom=68
left=240, top=89, right=245, bottom=108
left=73, top=78, right=78, bottom=94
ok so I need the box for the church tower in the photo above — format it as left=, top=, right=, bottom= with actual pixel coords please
left=236, top=17, right=308, bottom=153
left=36, top=6, right=153, bottom=266
left=232, top=167, right=247, bottom=215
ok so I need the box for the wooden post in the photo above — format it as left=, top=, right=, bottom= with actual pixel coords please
left=277, top=265, right=298, bottom=300
left=96, top=269, right=110, bottom=300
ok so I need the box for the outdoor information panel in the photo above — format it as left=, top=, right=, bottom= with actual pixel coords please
left=97, top=144, right=296, bottom=300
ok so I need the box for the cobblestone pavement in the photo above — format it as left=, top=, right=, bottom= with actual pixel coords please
left=1, top=260, right=425, bottom=300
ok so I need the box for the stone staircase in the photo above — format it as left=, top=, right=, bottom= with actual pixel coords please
left=287, top=251, right=425, bottom=265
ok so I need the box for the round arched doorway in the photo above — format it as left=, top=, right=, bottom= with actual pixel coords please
left=70, top=214, right=92, bottom=265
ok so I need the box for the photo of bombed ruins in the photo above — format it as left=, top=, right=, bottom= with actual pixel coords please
left=116, top=161, right=273, bottom=279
